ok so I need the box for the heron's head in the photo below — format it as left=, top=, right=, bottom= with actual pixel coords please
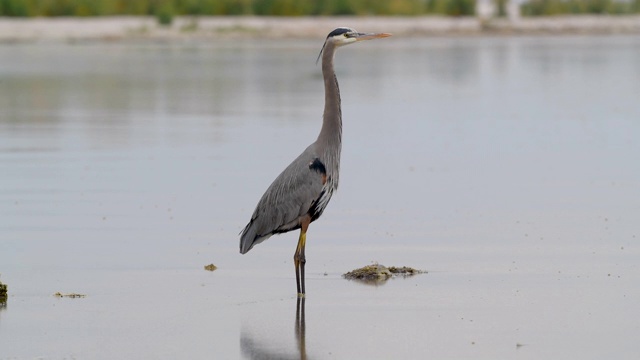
left=317, top=27, right=391, bottom=63
left=326, top=27, right=391, bottom=46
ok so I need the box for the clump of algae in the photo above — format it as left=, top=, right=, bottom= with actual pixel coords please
left=387, top=266, right=424, bottom=275
left=0, top=280, right=7, bottom=303
left=343, top=264, right=393, bottom=281
left=343, top=263, right=426, bottom=283
left=54, top=292, right=86, bottom=298
left=204, top=264, right=218, bottom=271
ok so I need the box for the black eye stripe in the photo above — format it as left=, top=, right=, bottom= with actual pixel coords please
left=326, top=27, right=353, bottom=38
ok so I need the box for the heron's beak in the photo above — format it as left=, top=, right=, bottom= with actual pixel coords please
left=353, top=32, right=392, bottom=41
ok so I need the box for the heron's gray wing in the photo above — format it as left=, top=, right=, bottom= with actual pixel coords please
left=240, top=148, right=326, bottom=254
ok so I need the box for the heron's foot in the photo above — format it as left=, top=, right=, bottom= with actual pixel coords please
left=297, top=292, right=306, bottom=298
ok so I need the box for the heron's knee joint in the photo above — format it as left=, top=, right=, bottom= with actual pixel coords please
left=294, top=253, right=306, bottom=263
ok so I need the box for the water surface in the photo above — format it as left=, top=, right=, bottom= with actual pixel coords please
left=1, top=35, right=639, bottom=359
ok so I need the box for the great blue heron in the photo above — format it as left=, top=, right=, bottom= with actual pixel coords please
left=240, top=28, right=391, bottom=297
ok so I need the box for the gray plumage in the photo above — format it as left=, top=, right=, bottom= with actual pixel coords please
left=238, top=28, right=390, bottom=295
left=239, top=141, right=337, bottom=254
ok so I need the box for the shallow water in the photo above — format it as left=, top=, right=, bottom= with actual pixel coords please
left=1, top=35, right=639, bottom=359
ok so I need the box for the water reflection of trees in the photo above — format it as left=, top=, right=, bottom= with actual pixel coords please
left=0, top=43, right=319, bottom=147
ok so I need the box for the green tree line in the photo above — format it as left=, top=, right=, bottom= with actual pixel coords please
left=0, top=0, right=638, bottom=17
left=0, top=0, right=476, bottom=17
left=521, top=0, right=640, bottom=15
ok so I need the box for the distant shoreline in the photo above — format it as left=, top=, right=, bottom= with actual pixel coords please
left=1, top=15, right=640, bottom=42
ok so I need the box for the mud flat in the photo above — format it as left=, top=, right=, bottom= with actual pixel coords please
left=0, top=15, right=639, bottom=42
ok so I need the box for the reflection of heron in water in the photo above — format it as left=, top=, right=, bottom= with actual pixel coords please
left=295, top=298, right=306, bottom=359
left=239, top=28, right=390, bottom=297
left=239, top=298, right=308, bottom=360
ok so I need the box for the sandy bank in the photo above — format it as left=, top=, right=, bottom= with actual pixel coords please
left=1, top=15, right=640, bottom=42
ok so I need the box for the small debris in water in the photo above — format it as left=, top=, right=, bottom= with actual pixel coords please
left=204, top=263, right=218, bottom=271
left=343, top=263, right=425, bottom=282
left=54, top=292, right=86, bottom=298
left=0, top=280, right=7, bottom=303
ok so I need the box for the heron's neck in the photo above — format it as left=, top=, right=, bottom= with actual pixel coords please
left=317, top=43, right=342, bottom=161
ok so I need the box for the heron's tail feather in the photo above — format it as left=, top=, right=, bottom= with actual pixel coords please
left=239, top=221, right=256, bottom=254
left=239, top=219, right=271, bottom=254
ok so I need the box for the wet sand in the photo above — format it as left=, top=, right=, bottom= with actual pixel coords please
left=0, top=15, right=639, bottom=42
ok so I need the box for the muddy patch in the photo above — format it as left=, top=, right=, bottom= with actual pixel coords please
left=343, top=263, right=426, bottom=284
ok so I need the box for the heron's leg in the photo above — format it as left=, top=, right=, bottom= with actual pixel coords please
left=294, top=216, right=311, bottom=297
left=294, top=231, right=304, bottom=295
